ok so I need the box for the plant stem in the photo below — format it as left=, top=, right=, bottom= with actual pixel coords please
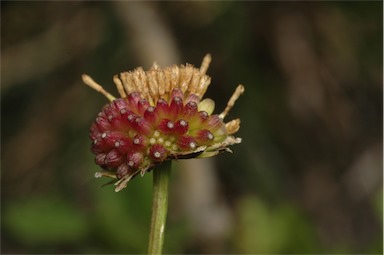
left=148, top=160, right=171, bottom=255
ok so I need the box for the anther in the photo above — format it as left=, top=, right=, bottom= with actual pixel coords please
left=177, top=135, right=197, bottom=151
left=174, top=119, right=189, bottom=135
left=170, top=96, right=183, bottom=119
left=158, top=119, right=175, bottom=135
left=179, top=120, right=187, bottom=126
left=187, top=101, right=197, bottom=108
left=195, top=129, right=215, bottom=145
left=133, top=117, right=153, bottom=135
left=149, top=144, right=168, bottom=162
left=144, top=106, right=158, bottom=125
left=174, top=97, right=182, bottom=103
left=127, top=114, right=135, bottom=121
left=167, top=121, right=174, bottom=129
left=132, top=134, right=147, bottom=148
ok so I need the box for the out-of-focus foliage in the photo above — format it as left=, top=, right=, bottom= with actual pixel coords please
left=234, top=196, right=318, bottom=254
left=4, top=196, right=89, bottom=245
left=1, top=1, right=382, bottom=254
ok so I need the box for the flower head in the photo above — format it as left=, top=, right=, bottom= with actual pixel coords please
left=83, top=55, right=244, bottom=191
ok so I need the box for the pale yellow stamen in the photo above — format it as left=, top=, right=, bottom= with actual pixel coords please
left=110, top=57, right=213, bottom=105
left=225, top=119, right=241, bottom=135
left=220, top=84, right=245, bottom=119
left=113, top=75, right=127, bottom=98
left=199, top=54, right=211, bottom=75
left=82, top=74, right=116, bottom=102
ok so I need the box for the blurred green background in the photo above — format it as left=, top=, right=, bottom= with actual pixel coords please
left=1, top=1, right=382, bottom=254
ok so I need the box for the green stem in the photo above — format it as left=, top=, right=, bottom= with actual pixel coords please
left=148, top=160, right=171, bottom=255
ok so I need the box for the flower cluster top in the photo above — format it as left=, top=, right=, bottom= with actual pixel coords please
left=83, top=55, right=244, bottom=191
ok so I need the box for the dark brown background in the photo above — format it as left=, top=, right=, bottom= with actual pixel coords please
left=1, top=1, right=382, bottom=254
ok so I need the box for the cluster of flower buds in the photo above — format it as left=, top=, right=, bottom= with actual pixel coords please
left=83, top=55, right=244, bottom=191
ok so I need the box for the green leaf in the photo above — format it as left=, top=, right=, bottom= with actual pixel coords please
left=3, top=196, right=88, bottom=245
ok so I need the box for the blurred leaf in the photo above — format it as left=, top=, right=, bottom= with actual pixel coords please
left=92, top=173, right=152, bottom=253
left=234, top=196, right=318, bottom=254
left=3, top=196, right=88, bottom=245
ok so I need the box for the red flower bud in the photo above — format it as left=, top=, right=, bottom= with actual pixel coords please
left=204, top=114, right=223, bottom=132
left=105, top=149, right=124, bottom=168
left=155, top=98, right=169, bottom=121
left=171, top=88, right=184, bottom=101
left=185, top=94, right=200, bottom=104
left=174, top=119, right=189, bottom=135
left=182, top=101, right=198, bottom=120
left=194, top=129, right=215, bottom=145
left=189, top=111, right=209, bottom=130
left=113, top=98, right=128, bottom=112
left=132, top=134, right=148, bottom=149
left=116, top=163, right=130, bottom=179
left=137, top=98, right=150, bottom=115
left=149, top=144, right=168, bottom=162
left=169, top=96, right=183, bottom=120
left=158, top=119, right=175, bottom=135
left=127, top=152, right=144, bottom=168
left=127, top=92, right=141, bottom=111
left=85, top=55, right=243, bottom=191
left=133, top=116, right=153, bottom=135
left=144, top=106, right=158, bottom=125
left=113, top=136, right=133, bottom=154
left=95, top=153, right=107, bottom=166
left=95, top=114, right=111, bottom=131
left=177, top=135, right=197, bottom=151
